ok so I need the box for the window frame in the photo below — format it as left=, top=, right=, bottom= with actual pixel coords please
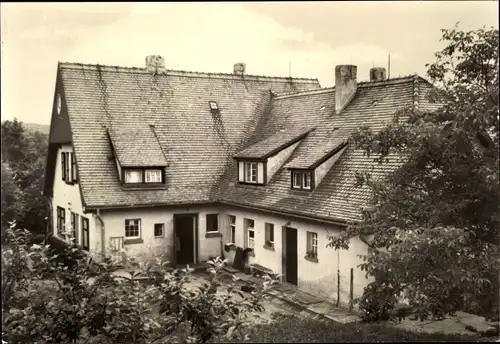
left=56, top=206, right=66, bottom=235
left=291, top=170, right=314, bottom=191
left=245, top=218, right=255, bottom=249
left=81, top=216, right=89, bottom=251
left=70, top=212, right=79, bottom=242
left=265, top=222, right=274, bottom=248
left=206, top=214, right=219, bottom=233
left=306, top=231, right=318, bottom=258
left=154, top=223, right=165, bottom=238
left=244, top=162, right=258, bottom=183
left=125, top=219, right=141, bottom=239
left=124, top=169, right=144, bottom=184
left=122, top=168, right=165, bottom=185
left=228, top=215, right=236, bottom=244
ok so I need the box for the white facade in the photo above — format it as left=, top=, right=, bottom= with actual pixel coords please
left=51, top=144, right=370, bottom=306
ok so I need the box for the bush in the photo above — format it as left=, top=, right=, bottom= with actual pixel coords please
left=357, top=281, right=398, bottom=322
left=1, top=225, right=277, bottom=344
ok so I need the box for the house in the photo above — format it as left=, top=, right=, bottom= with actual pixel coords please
left=44, top=56, right=437, bottom=306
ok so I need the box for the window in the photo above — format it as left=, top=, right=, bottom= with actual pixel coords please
left=292, top=172, right=301, bottom=188
left=306, top=231, right=318, bottom=258
left=145, top=169, right=162, bottom=183
left=265, top=223, right=274, bottom=248
left=70, top=212, right=79, bottom=242
left=206, top=214, right=219, bottom=233
left=245, top=218, right=255, bottom=249
left=56, top=206, right=66, bottom=235
left=154, top=223, right=164, bottom=237
left=124, top=170, right=143, bottom=183
left=208, top=101, right=219, bottom=111
left=125, top=219, right=141, bottom=238
left=291, top=170, right=313, bottom=190
left=71, top=153, right=78, bottom=182
left=245, top=162, right=258, bottom=183
left=228, top=215, right=236, bottom=243
left=81, top=216, right=89, bottom=251
left=123, top=168, right=165, bottom=184
left=303, top=173, right=311, bottom=189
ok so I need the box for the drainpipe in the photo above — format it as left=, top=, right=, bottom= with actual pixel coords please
left=95, top=209, right=106, bottom=259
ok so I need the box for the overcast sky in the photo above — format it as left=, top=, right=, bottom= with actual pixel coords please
left=1, top=1, right=498, bottom=125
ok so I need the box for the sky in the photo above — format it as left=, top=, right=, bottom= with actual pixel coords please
left=1, top=1, right=498, bottom=125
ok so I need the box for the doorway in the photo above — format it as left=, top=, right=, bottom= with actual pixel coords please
left=174, top=214, right=197, bottom=265
left=284, top=227, right=298, bottom=285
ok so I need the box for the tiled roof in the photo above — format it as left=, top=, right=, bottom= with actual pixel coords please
left=219, top=75, right=441, bottom=223
left=53, top=59, right=442, bottom=223
left=284, top=127, right=350, bottom=169
left=233, top=127, right=312, bottom=159
left=108, top=125, right=167, bottom=167
left=58, top=62, right=320, bottom=208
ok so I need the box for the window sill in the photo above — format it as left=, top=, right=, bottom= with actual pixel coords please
left=154, top=236, right=164, bottom=239
left=304, top=255, right=318, bottom=263
left=124, top=238, right=144, bottom=245
left=205, top=232, right=222, bottom=238
left=263, top=243, right=275, bottom=251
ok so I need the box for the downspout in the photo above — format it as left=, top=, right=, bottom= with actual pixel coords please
left=95, top=209, right=106, bottom=259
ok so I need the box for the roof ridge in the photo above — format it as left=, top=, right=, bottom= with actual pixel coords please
left=58, top=61, right=319, bottom=83
left=274, top=74, right=419, bottom=100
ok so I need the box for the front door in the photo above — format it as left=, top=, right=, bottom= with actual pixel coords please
left=174, top=214, right=196, bottom=265
left=285, top=227, right=298, bottom=285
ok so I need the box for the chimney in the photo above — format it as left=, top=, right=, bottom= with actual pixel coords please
left=335, top=65, right=357, bottom=114
left=145, top=55, right=166, bottom=74
left=233, top=62, right=246, bottom=75
left=369, top=67, right=387, bottom=82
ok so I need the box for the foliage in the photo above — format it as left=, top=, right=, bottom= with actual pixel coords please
left=216, top=313, right=480, bottom=343
left=1, top=118, right=49, bottom=235
left=1, top=225, right=276, bottom=344
left=329, top=24, right=500, bottom=321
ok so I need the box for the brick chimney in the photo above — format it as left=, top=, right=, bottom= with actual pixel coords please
left=335, top=65, right=357, bottom=114
left=370, top=67, right=387, bottom=82
left=145, top=55, right=166, bottom=74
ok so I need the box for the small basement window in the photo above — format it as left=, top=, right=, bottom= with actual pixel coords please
left=208, top=101, right=219, bottom=111
left=291, top=170, right=313, bottom=190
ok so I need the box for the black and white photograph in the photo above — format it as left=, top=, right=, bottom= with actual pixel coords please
left=1, top=1, right=499, bottom=343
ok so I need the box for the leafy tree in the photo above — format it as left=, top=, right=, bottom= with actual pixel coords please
left=329, top=25, right=499, bottom=321
left=1, top=119, right=48, bottom=235
left=2, top=225, right=275, bottom=344
left=1, top=163, right=25, bottom=234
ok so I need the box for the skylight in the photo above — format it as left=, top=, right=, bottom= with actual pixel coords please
left=208, top=101, right=219, bottom=111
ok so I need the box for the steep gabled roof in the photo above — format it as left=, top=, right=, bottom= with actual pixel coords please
left=233, top=127, right=312, bottom=160
left=54, top=62, right=320, bottom=208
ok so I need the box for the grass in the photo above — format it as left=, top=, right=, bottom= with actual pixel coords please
left=215, top=313, right=483, bottom=343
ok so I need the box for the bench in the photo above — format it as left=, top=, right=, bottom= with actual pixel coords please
left=249, top=263, right=274, bottom=278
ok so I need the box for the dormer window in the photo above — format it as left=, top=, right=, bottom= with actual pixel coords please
left=291, top=170, right=314, bottom=191
left=123, top=168, right=164, bottom=185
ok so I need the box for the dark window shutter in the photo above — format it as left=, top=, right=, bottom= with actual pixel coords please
left=61, top=152, right=66, bottom=181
